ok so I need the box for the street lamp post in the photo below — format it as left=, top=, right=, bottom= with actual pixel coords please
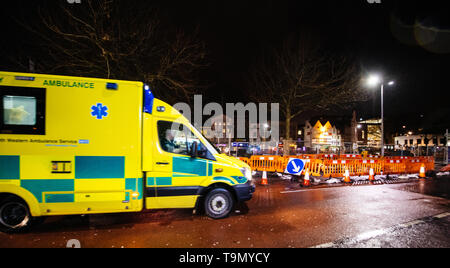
left=381, top=83, right=384, bottom=157
left=367, top=75, right=394, bottom=157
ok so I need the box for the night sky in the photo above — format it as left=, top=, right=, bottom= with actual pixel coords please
left=1, top=0, right=449, bottom=134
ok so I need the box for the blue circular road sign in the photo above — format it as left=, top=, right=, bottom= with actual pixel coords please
left=285, top=158, right=305, bottom=175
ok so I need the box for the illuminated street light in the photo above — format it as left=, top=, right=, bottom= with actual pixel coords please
left=366, top=73, right=396, bottom=157
left=367, top=74, right=381, bottom=87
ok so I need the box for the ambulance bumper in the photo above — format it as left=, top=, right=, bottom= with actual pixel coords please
left=233, top=180, right=256, bottom=202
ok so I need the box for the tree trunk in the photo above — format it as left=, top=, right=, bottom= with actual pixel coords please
left=285, top=108, right=291, bottom=140
left=283, top=108, right=293, bottom=156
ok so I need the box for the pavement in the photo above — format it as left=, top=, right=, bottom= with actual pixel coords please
left=0, top=175, right=449, bottom=248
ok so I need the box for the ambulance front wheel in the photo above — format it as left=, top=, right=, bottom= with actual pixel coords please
left=204, top=188, right=234, bottom=219
left=0, top=196, right=34, bottom=233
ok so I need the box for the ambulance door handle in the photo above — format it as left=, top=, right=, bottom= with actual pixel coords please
left=156, top=162, right=169, bottom=166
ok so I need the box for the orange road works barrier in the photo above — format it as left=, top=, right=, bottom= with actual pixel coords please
left=321, top=154, right=338, bottom=160
left=249, top=156, right=279, bottom=172
left=238, top=157, right=250, bottom=166
left=322, top=159, right=350, bottom=178
left=342, top=154, right=363, bottom=160
left=407, top=159, right=423, bottom=174
left=384, top=159, right=407, bottom=174
left=240, top=155, right=435, bottom=178
left=275, top=157, right=290, bottom=173
left=294, top=158, right=323, bottom=177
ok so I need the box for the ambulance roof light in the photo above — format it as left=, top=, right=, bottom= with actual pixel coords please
left=144, top=84, right=154, bottom=114
left=15, top=76, right=35, bottom=81
left=106, top=82, right=118, bottom=90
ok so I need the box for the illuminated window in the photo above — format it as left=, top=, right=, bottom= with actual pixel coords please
left=3, top=96, right=36, bottom=125
left=0, top=86, right=45, bottom=135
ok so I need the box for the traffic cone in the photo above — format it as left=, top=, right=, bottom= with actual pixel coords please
left=261, top=170, right=269, bottom=185
left=344, top=168, right=351, bottom=183
left=369, top=168, right=375, bottom=181
left=419, top=164, right=426, bottom=179
left=303, top=169, right=311, bottom=187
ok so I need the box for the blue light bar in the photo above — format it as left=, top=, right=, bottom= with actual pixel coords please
left=144, top=84, right=154, bottom=114
left=15, top=76, right=35, bottom=81
left=106, top=82, right=118, bottom=90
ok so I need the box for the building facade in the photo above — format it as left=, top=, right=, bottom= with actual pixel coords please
left=303, top=120, right=342, bottom=153
left=395, top=134, right=447, bottom=149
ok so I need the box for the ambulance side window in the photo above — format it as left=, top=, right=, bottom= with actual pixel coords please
left=157, top=121, right=212, bottom=159
left=3, top=96, right=37, bottom=125
left=0, top=86, right=46, bottom=135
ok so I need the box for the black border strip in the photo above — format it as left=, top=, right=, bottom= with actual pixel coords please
left=146, top=186, right=204, bottom=197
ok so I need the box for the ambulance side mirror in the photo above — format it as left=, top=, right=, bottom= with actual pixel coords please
left=190, top=141, right=198, bottom=158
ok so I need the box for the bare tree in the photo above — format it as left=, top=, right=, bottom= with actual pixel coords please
left=15, top=0, right=208, bottom=103
left=248, top=35, right=367, bottom=143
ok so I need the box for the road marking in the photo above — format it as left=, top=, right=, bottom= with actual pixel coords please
left=434, top=212, right=450, bottom=219
left=310, top=211, right=450, bottom=248
left=280, top=190, right=309, bottom=194
left=280, top=188, right=338, bottom=194
left=398, top=220, right=424, bottom=228
left=355, top=229, right=389, bottom=241
left=312, top=242, right=335, bottom=248
left=312, top=228, right=389, bottom=248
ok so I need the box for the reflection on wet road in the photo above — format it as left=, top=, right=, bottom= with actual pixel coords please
left=1, top=177, right=449, bottom=248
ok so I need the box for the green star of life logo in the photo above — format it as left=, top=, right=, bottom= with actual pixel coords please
left=0, top=77, right=3, bottom=83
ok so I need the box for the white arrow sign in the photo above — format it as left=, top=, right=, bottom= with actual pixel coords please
left=285, top=158, right=305, bottom=175
left=291, top=161, right=301, bottom=173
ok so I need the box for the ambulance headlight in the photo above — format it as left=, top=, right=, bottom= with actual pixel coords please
left=240, top=167, right=253, bottom=183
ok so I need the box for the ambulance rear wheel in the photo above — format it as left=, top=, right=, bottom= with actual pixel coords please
left=204, top=188, right=234, bottom=219
left=0, top=197, right=32, bottom=233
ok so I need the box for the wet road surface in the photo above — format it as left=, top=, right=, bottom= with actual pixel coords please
left=1, top=176, right=449, bottom=248
left=319, top=212, right=450, bottom=248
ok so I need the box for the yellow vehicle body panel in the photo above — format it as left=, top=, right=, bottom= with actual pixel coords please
left=0, top=71, right=252, bottom=218
left=0, top=71, right=144, bottom=216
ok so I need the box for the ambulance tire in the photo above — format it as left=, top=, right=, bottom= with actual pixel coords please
left=204, top=188, right=234, bottom=219
left=0, top=196, right=33, bottom=233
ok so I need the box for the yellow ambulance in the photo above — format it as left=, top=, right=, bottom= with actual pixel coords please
left=0, top=71, right=255, bottom=232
